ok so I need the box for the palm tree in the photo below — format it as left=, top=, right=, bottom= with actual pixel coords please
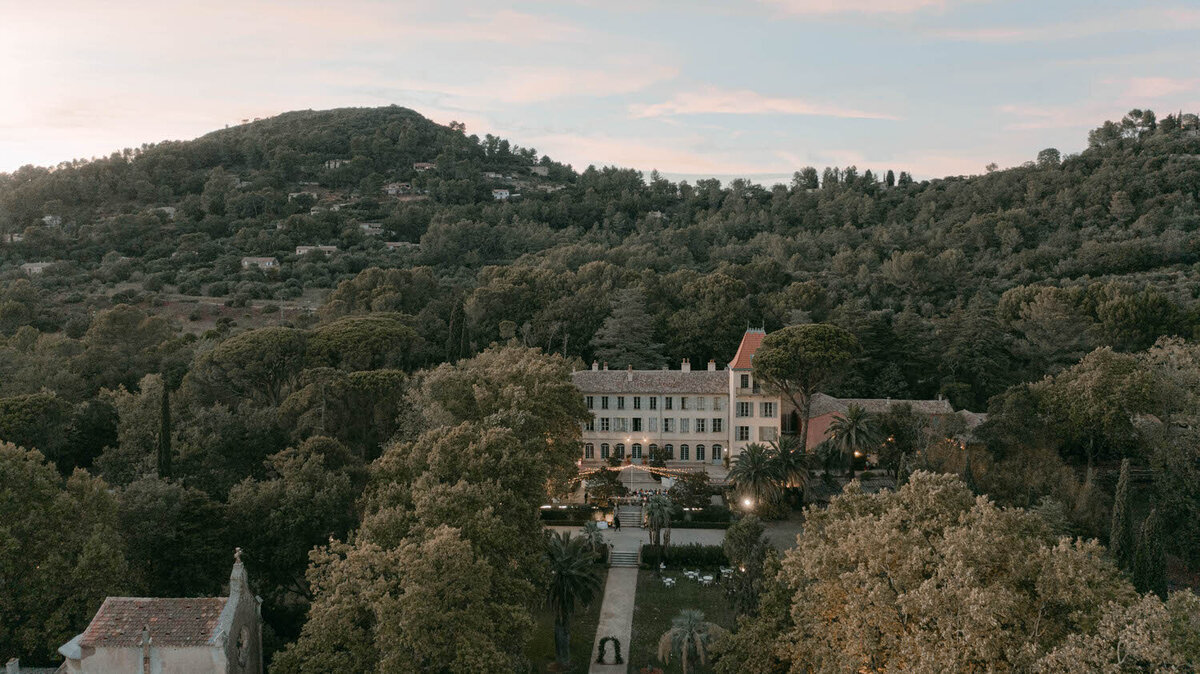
left=727, top=443, right=782, bottom=509
left=827, top=404, right=881, bottom=479
left=769, top=436, right=810, bottom=505
left=580, top=521, right=606, bottom=558
left=645, top=494, right=673, bottom=566
left=656, top=609, right=729, bottom=674
left=545, top=532, right=603, bottom=668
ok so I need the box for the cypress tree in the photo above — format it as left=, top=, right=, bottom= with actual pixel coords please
left=156, top=384, right=172, bottom=479
left=961, top=451, right=979, bottom=495
left=1109, top=458, right=1133, bottom=570
left=1133, top=507, right=1167, bottom=598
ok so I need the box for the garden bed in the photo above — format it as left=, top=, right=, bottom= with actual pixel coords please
left=526, top=572, right=608, bottom=672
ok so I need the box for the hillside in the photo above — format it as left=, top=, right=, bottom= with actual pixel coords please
left=1, top=106, right=1199, bottom=413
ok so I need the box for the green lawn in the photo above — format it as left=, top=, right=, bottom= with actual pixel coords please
left=526, top=572, right=608, bottom=673
left=628, top=569, right=738, bottom=674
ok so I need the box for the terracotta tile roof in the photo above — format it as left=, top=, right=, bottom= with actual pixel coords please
left=807, top=393, right=847, bottom=417
left=572, top=369, right=728, bottom=394
left=80, top=597, right=227, bottom=648
left=729, top=329, right=765, bottom=370
left=839, top=397, right=955, bottom=415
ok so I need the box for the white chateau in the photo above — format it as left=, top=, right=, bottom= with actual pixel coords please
left=572, top=329, right=965, bottom=473
left=572, top=329, right=779, bottom=469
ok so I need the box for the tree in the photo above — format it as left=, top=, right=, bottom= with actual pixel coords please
left=721, top=472, right=1140, bottom=672
left=768, top=436, right=809, bottom=505
left=1110, top=458, right=1134, bottom=570
left=1037, top=592, right=1200, bottom=672
left=0, top=443, right=130, bottom=665
left=1133, top=507, right=1166, bottom=599
left=590, top=288, right=665, bottom=369
left=727, top=443, right=782, bottom=508
left=544, top=532, right=603, bottom=667
left=187, top=327, right=308, bottom=406
left=645, top=494, right=674, bottom=563
left=657, top=610, right=728, bottom=674
left=826, top=403, right=880, bottom=479
left=306, top=314, right=421, bottom=372
left=752, top=324, right=859, bottom=451
left=117, top=476, right=227, bottom=597
left=723, top=515, right=771, bottom=615
left=1036, top=147, right=1061, bottom=168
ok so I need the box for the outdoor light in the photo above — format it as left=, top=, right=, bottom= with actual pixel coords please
left=854, top=451, right=863, bottom=458
left=742, top=497, right=753, bottom=508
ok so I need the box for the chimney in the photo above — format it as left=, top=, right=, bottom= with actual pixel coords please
left=681, top=358, right=691, bottom=372
left=591, top=361, right=599, bottom=371
left=707, top=359, right=716, bottom=371
left=603, top=362, right=608, bottom=371
left=8, top=658, right=21, bottom=674
left=626, top=364, right=633, bottom=382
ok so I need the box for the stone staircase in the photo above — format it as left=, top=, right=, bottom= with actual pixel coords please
left=609, top=550, right=639, bottom=568
left=616, top=504, right=643, bottom=528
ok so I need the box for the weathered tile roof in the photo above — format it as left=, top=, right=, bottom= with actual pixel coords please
left=79, top=597, right=227, bottom=648
left=839, top=397, right=955, bottom=415
left=571, top=369, right=728, bottom=394
left=729, top=329, right=765, bottom=370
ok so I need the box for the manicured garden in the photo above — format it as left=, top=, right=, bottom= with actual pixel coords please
left=526, top=573, right=608, bottom=672
left=627, top=569, right=737, bottom=673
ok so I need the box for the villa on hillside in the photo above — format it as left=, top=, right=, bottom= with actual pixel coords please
left=573, top=329, right=973, bottom=474
left=240, top=257, right=279, bottom=270
left=295, top=245, right=337, bottom=256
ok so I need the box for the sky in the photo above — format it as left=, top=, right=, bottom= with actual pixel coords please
left=2, top=0, right=1199, bottom=182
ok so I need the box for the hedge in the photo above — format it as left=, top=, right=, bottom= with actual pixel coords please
left=640, top=543, right=728, bottom=570
left=540, top=505, right=607, bottom=522
left=668, top=521, right=730, bottom=530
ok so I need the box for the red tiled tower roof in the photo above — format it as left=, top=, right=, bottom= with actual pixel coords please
left=730, top=329, right=766, bottom=370
left=79, top=597, right=227, bottom=648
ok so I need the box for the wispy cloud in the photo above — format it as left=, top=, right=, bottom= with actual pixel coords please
left=631, top=87, right=898, bottom=120
left=934, top=7, right=1200, bottom=43
left=1123, top=76, right=1200, bottom=100
left=758, top=0, right=962, bottom=15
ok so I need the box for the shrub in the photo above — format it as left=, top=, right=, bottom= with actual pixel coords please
left=540, top=505, right=607, bottom=522
left=640, top=543, right=728, bottom=570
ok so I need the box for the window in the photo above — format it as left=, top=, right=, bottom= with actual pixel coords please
left=632, top=417, right=642, bottom=432
left=632, top=443, right=642, bottom=459
left=615, top=443, right=625, bottom=458
left=715, top=397, right=726, bottom=411
left=649, top=418, right=659, bottom=432
left=696, top=444, right=706, bottom=461
left=740, top=374, right=750, bottom=389
left=737, top=426, right=750, bottom=441
left=697, top=397, right=707, bottom=410
left=665, top=396, right=674, bottom=410
left=617, top=396, right=625, bottom=410
left=781, top=411, right=797, bottom=434
left=633, top=396, right=641, bottom=410
left=600, top=418, right=610, bottom=432
left=696, top=418, right=707, bottom=433
left=713, top=418, right=723, bottom=433
left=601, top=443, right=610, bottom=458
left=713, top=444, right=722, bottom=461
left=663, top=418, right=675, bottom=433
left=680, top=444, right=690, bottom=460
left=585, top=418, right=595, bottom=431
left=680, top=396, right=689, bottom=410
left=760, top=427, right=778, bottom=442
left=664, top=444, right=675, bottom=459
left=615, top=418, right=628, bottom=432
left=601, top=396, right=610, bottom=410
left=586, top=396, right=594, bottom=410
left=760, top=402, right=776, bottom=418
left=680, top=418, right=690, bottom=433
left=584, top=443, right=594, bottom=459
left=753, top=382, right=761, bottom=394
left=650, top=396, right=658, bottom=410
left=649, top=443, right=659, bottom=458
left=737, top=402, right=753, bottom=418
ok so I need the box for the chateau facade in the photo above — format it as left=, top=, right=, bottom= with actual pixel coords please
left=572, top=329, right=960, bottom=472
left=571, top=329, right=781, bottom=470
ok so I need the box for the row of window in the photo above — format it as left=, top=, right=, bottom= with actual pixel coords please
left=585, top=417, right=725, bottom=433
left=584, top=442, right=724, bottom=461
left=586, top=395, right=728, bottom=412
left=735, top=402, right=776, bottom=418
left=734, top=426, right=779, bottom=442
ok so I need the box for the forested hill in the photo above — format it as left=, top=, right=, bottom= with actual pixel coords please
left=2, top=106, right=1199, bottom=414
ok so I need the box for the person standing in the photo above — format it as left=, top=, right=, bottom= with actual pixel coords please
left=613, top=514, right=621, bottom=531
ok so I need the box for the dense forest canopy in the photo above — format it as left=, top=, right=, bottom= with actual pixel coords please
left=1, top=105, right=1199, bottom=667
